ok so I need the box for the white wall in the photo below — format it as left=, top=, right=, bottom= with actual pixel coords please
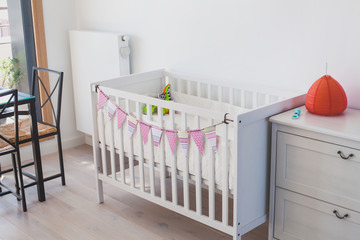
left=41, top=0, right=84, bottom=148
left=74, top=0, right=360, bottom=109
left=1, top=0, right=83, bottom=166
left=35, top=0, right=360, bottom=159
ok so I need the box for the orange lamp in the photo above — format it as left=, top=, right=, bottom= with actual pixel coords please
left=305, top=75, right=347, bottom=116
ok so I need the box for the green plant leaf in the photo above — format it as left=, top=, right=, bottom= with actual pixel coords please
left=0, top=57, right=23, bottom=88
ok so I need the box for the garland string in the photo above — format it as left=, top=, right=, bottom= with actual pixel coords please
left=97, top=87, right=233, bottom=132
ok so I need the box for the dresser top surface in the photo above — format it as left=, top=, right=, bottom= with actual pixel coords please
left=270, top=106, right=360, bottom=142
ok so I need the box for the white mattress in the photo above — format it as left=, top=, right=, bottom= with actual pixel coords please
left=100, top=92, right=243, bottom=191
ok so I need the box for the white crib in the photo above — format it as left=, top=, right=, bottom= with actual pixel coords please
left=90, top=69, right=305, bottom=239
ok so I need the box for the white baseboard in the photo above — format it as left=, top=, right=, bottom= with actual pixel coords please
left=0, top=134, right=85, bottom=167
left=84, top=134, right=92, bottom=146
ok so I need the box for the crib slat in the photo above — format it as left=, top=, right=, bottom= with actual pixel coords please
left=136, top=102, right=145, bottom=192
left=116, top=98, right=126, bottom=184
left=99, top=109, right=108, bottom=177
left=195, top=115, right=202, bottom=215
left=178, top=79, right=183, bottom=93
left=207, top=84, right=212, bottom=100
left=252, top=92, right=258, bottom=108
left=126, top=99, right=135, bottom=188
left=171, top=78, right=177, bottom=92
left=265, top=94, right=271, bottom=105
left=197, top=82, right=201, bottom=97
left=147, top=103, right=156, bottom=195
left=170, top=109, right=178, bottom=205
left=109, top=109, right=116, bottom=180
left=158, top=107, right=166, bottom=201
left=229, top=88, right=234, bottom=105
left=182, top=112, right=189, bottom=210
left=218, top=86, right=222, bottom=102
left=222, top=124, right=229, bottom=225
left=187, top=80, right=192, bottom=95
left=240, top=90, right=246, bottom=108
left=208, top=119, right=216, bottom=220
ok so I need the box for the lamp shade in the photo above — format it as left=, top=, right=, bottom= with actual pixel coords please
left=305, top=75, right=347, bottom=116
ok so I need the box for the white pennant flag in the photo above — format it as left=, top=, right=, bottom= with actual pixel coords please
left=107, top=101, right=117, bottom=118
left=177, top=131, right=189, bottom=157
left=151, top=126, right=163, bottom=147
left=127, top=115, right=138, bottom=138
left=204, top=126, right=217, bottom=153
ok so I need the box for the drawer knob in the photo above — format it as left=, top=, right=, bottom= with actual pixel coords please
left=337, top=151, right=354, bottom=160
left=333, top=210, right=349, bottom=219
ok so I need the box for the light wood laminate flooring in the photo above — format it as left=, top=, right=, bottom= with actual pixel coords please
left=0, top=144, right=268, bottom=240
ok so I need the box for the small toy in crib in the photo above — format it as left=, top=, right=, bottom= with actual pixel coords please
left=291, top=108, right=301, bottom=119
left=143, top=84, right=172, bottom=115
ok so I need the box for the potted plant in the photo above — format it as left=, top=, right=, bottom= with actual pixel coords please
left=0, top=57, right=23, bottom=88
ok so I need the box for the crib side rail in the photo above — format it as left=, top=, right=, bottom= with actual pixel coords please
left=92, top=86, right=236, bottom=236
left=167, top=71, right=302, bottom=110
left=95, top=85, right=228, bottom=123
left=94, top=69, right=165, bottom=90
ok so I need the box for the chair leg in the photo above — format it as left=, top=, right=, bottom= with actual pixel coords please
left=57, top=132, right=66, bottom=186
left=15, top=150, right=27, bottom=212
left=11, top=153, right=20, bottom=199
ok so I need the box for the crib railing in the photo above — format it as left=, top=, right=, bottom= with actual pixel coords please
left=91, top=85, right=236, bottom=235
left=166, top=71, right=289, bottom=110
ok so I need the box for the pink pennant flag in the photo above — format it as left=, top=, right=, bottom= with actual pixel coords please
left=97, top=90, right=108, bottom=111
left=151, top=126, right=163, bottom=147
left=127, top=115, right=138, bottom=138
left=107, top=100, right=117, bottom=118
left=165, top=130, right=177, bottom=155
left=177, top=131, right=189, bottom=157
left=116, top=108, right=126, bottom=129
left=204, top=126, right=217, bottom=153
left=139, top=121, right=151, bottom=144
left=190, top=130, right=203, bottom=155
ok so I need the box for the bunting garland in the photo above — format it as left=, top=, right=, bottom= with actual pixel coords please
left=165, top=130, right=177, bottom=155
left=178, top=131, right=189, bottom=157
left=127, top=115, right=138, bottom=138
left=117, top=108, right=126, bottom=129
left=98, top=90, right=108, bottom=111
left=152, top=126, right=163, bottom=147
left=204, top=126, right=217, bottom=153
left=139, top=121, right=151, bottom=144
left=97, top=87, right=229, bottom=156
left=189, top=130, right=204, bottom=156
left=107, top=101, right=117, bottom=118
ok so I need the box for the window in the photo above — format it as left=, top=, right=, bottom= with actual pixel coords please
left=0, top=0, right=11, bottom=60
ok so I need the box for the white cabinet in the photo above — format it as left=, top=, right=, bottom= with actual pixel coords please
left=274, top=188, right=360, bottom=240
left=69, top=30, right=130, bottom=135
left=268, top=106, right=360, bottom=240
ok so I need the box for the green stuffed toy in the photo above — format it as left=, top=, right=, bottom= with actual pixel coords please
left=143, top=84, right=171, bottom=115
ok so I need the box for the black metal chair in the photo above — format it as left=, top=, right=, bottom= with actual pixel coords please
left=18, top=67, right=65, bottom=186
left=0, top=89, right=27, bottom=212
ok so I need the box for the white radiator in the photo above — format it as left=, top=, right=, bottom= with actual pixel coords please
left=69, top=30, right=130, bottom=135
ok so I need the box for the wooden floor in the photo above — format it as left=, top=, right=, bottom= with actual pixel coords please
left=0, top=144, right=268, bottom=240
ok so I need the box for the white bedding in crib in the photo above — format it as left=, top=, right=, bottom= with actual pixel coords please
left=100, top=92, right=242, bottom=191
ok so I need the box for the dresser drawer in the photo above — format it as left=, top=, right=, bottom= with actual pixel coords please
left=276, top=132, right=360, bottom=211
left=274, top=188, right=360, bottom=240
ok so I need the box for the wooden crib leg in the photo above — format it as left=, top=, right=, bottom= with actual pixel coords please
left=91, top=90, right=104, bottom=203
left=234, top=117, right=242, bottom=240
left=96, top=179, right=104, bottom=203
left=233, top=198, right=241, bottom=240
left=93, top=144, right=104, bottom=203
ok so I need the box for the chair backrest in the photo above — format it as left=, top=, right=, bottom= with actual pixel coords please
left=31, top=67, right=64, bottom=129
left=0, top=89, right=19, bottom=154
